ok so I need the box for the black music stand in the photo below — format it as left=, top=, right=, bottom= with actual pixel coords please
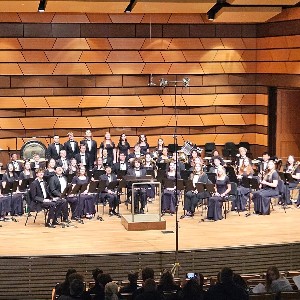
left=278, top=172, right=295, bottom=212
left=244, top=177, right=260, bottom=217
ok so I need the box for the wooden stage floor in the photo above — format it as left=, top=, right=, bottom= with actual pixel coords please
left=1, top=200, right=300, bottom=257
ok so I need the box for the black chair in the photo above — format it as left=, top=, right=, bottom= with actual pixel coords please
left=222, top=142, right=238, bottom=158
left=204, top=142, right=215, bottom=157
left=222, top=182, right=238, bottom=219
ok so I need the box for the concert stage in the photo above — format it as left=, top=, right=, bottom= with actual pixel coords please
left=1, top=201, right=300, bottom=299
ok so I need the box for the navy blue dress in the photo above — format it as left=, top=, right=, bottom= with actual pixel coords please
left=207, top=176, right=230, bottom=221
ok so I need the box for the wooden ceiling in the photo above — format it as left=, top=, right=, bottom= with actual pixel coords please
left=0, top=1, right=299, bottom=23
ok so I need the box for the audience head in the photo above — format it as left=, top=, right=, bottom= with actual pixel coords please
left=141, top=267, right=154, bottom=282
left=220, top=267, right=234, bottom=283
left=233, top=273, right=248, bottom=291
left=97, top=273, right=113, bottom=287
left=64, top=268, right=77, bottom=281
left=159, top=270, right=174, bottom=287
left=105, top=282, right=119, bottom=300
left=143, top=278, right=157, bottom=292
left=181, top=278, right=203, bottom=299
left=128, top=271, right=139, bottom=284
left=266, top=266, right=280, bottom=283
left=67, top=272, right=84, bottom=286
left=69, top=278, right=84, bottom=297
left=92, top=268, right=103, bottom=281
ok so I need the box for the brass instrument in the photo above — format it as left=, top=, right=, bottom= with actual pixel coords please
left=287, top=161, right=300, bottom=174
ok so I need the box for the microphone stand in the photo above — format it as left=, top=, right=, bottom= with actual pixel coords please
left=159, top=77, right=190, bottom=278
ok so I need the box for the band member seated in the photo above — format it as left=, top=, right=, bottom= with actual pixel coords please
left=44, top=158, right=57, bottom=182
left=128, top=144, right=143, bottom=163
left=67, top=158, right=79, bottom=175
left=206, top=166, right=231, bottom=221
left=171, top=152, right=185, bottom=172
left=183, top=163, right=210, bottom=218
left=2, top=163, right=23, bottom=216
left=152, top=138, right=164, bottom=159
left=117, top=133, right=131, bottom=160
left=99, top=165, right=119, bottom=217
left=138, top=134, right=150, bottom=155
left=19, top=160, right=35, bottom=182
left=127, top=158, right=147, bottom=214
left=259, top=152, right=271, bottom=174
left=70, top=166, right=96, bottom=219
left=210, top=149, right=225, bottom=166
left=209, top=157, right=222, bottom=174
left=157, top=147, right=170, bottom=164
left=101, top=149, right=113, bottom=167
left=47, top=135, right=64, bottom=161
left=232, top=157, right=254, bottom=211
left=189, top=149, right=199, bottom=164
left=30, top=153, right=47, bottom=171
left=48, top=166, right=69, bottom=223
left=64, top=132, right=79, bottom=160
left=99, top=132, right=116, bottom=164
left=283, top=155, right=300, bottom=206
left=29, top=168, right=65, bottom=228
left=75, top=144, right=91, bottom=171
left=113, top=153, right=129, bottom=173
left=252, top=160, right=279, bottom=215
left=162, top=161, right=181, bottom=215
left=10, top=153, right=22, bottom=173
left=236, top=147, right=249, bottom=168
left=56, top=150, right=69, bottom=174
left=189, top=157, right=203, bottom=171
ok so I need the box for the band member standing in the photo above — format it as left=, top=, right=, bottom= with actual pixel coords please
left=81, top=129, right=98, bottom=166
left=48, top=166, right=69, bottom=223
left=99, top=132, right=116, bottom=164
left=75, top=144, right=91, bottom=171
left=183, top=163, right=210, bottom=218
left=232, top=157, right=254, bottom=211
left=127, top=158, right=147, bottom=214
left=252, top=160, right=279, bottom=215
left=138, top=134, right=149, bottom=155
left=2, top=163, right=23, bottom=216
left=100, top=165, right=119, bottom=217
left=67, top=158, right=79, bottom=175
left=259, top=152, right=271, bottom=174
left=56, top=150, right=69, bottom=174
left=206, top=166, right=231, bottom=221
left=29, top=168, right=64, bottom=228
left=117, top=133, right=130, bottom=160
left=64, top=132, right=79, bottom=160
left=47, top=135, right=64, bottom=161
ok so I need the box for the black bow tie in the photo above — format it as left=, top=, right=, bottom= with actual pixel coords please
left=58, top=176, right=62, bottom=178
left=55, top=143, right=59, bottom=146
left=81, top=154, right=85, bottom=156
left=135, top=168, right=140, bottom=171
left=39, top=180, right=43, bottom=183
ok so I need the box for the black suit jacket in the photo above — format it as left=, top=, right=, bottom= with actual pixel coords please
left=30, top=161, right=47, bottom=171
left=80, top=139, right=98, bottom=165
left=113, top=161, right=129, bottom=173
left=64, top=140, right=80, bottom=160
left=47, top=143, right=64, bottom=160
left=48, top=175, right=67, bottom=198
left=75, top=152, right=91, bottom=170
left=100, top=173, right=118, bottom=184
left=30, top=179, right=49, bottom=203
left=56, top=158, right=70, bottom=170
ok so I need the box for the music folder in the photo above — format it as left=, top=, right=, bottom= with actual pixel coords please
left=88, top=180, right=99, bottom=193
left=67, top=173, right=76, bottom=184
left=184, top=179, right=195, bottom=192
left=19, top=178, right=34, bottom=191
left=117, top=170, right=127, bottom=179
left=180, top=170, right=192, bottom=181
left=278, top=172, right=295, bottom=184
left=242, top=177, right=259, bottom=190
left=61, top=185, right=72, bottom=198
left=92, top=169, right=106, bottom=180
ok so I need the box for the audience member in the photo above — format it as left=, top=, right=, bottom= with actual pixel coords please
left=178, top=278, right=205, bottom=300
left=157, top=270, right=181, bottom=294
left=119, top=271, right=139, bottom=294
left=88, top=268, right=104, bottom=294
left=55, top=268, right=77, bottom=297
left=265, top=266, right=293, bottom=293
left=58, top=276, right=91, bottom=300
left=205, top=267, right=249, bottom=300
left=132, top=267, right=154, bottom=300
left=105, top=282, right=119, bottom=300
left=93, top=273, right=113, bottom=300
left=135, top=279, right=164, bottom=300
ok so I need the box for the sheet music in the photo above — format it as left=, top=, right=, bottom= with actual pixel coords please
left=252, top=283, right=266, bottom=294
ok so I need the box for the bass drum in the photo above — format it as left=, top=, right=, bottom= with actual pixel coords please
left=20, top=140, right=47, bottom=160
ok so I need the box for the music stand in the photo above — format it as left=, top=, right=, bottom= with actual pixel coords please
left=245, top=177, right=260, bottom=217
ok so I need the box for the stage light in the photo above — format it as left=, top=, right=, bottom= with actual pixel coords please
left=182, top=77, right=190, bottom=88
left=159, top=78, right=168, bottom=88
left=124, top=0, right=137, bottom=13
left=38, top=0, right=47, bottom=12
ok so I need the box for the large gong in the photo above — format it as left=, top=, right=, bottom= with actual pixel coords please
left=20, top=140, right=47, bottom=160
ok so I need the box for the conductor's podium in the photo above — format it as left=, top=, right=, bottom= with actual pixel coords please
left=121, top=214, right=166, bottom=231
left=121, top=177, right=166, bottom=231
